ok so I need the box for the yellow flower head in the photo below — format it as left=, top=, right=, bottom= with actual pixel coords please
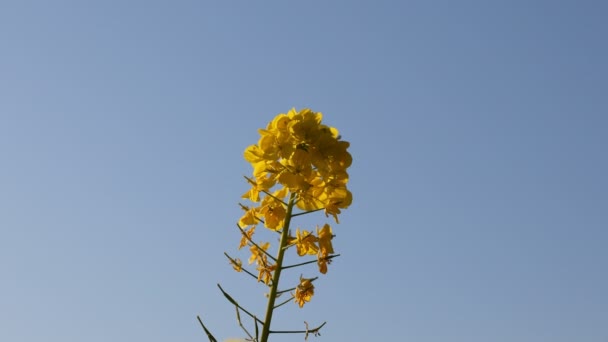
left=242, top=108, right=352, bottom=225
left=294, top=276, right=315, bottom=308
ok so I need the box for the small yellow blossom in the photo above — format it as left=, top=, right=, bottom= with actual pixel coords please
left=238, top=205, right=259, bottom=228
left=259, top=195, right=286, bottom=230
left=249, top=242, right=270, bottom=265
left=316, top=224, right=334, bottom=274
left=294, top=172, right=326, bottom=211
left=316, top=224, right=334, bottom=255
left=256, top=257, right=276, bottom=285
left=317, top=250, right=330, bottom=274
left=242, top=174, right=276, bottom=202
left=243, top=144, right=266, bottom=164
left=238, top=226, right=255, bottom=250
left=230, top=258, right=243, bottom=272
left=289, top=229, right=319, bottom=256
left=294, top=276, right=315, bottom=308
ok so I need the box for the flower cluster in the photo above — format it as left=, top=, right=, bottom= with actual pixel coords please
left=288, top=224, right=335, bottom=274
left=200, top=108, right=353, bottom=342
left=236, top=108, right=352, bottom=309
left=240, top=108, right=352, bottom=226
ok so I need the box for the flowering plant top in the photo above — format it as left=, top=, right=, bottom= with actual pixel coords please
left=199, top=108, right=353, bottom=342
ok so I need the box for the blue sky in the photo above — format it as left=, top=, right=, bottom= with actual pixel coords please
left=1, top=1, right=607, bottom=341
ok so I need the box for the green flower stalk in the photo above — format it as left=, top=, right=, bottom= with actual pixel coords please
left=199, top=108, right=352, bottom=342
left=259, top=192, right=296, bottom=341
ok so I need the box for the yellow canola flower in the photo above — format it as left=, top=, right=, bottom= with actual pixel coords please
left=289, top=110, right=324, bottom=144
left=238, top=205, right=259, bottom=228
left=249, top=242, right=270, bottom=265
left=239, top=108, right=351, bottom=280
left=277, top=149, right=313, bottom=191
left=238, top=226, right=255, bottom=250
left=312, top=137, right=352, bottom=176
left=316, top=224, right=334, bottom=274
left=256, top=188, right=288, bottom=230
left=294, top=172, right=326, bottom=212
left=243, top=144, right=266, bottom=164
left=289, top=229, right=318, bottom=256
left=316, top=224, right=334, bottom=255
left=256, top=256, right=276, bottom=285
left=266, top=112, right=291, bottom=132
left=259, top=203, right=285, bottom=230
left=323, top=187, right=352, bottom=224
left=242, top=108, right=352, bottom=226
left=293, top=276, right=315, bottom=308
left=230, top=257, right=243, bottom=272
left=242, top=174, right=276, bottom=203
left=317, top=250, right=330, bottom=274
left=257, top=128, right=293, bottom=161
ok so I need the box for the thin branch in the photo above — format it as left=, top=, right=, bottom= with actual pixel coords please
left=238, top=203, right=266, bottom=225
left=276, top=287, right=296, bottom=295
left=196, top=316, right=218, bottom=342
left=217, top=284, right=265, bottom=325
left=260, top=189, right=288, bottom=207
left=282, top=230, right=316, bottom=251
left=269, top=321, right=327, bottom=335
left=224, top=252, right=271, bottom=286
left=243, top=176, right=288, bottom=207
left=254, top=315, right=259, bottom=341
left=282, top=254, right=340, bottom=270
left=273, top=295, right=293, bottom=309
left=290, top=207, right=324, bottom=217
left=236, top=224, right=277, bottom=262
left=235, top=307, right=254, bottom=341
left=276, top=277, right=319, bottom=295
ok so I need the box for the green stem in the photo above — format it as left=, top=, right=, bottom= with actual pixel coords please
left=290, top=207, right=324, bottom=217
left=282, top=254, right=340, bottom=270
left=259, top=193, right=296, bottom=342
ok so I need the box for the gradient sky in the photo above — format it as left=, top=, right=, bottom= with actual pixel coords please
left=1, top=1, right=607, bottom=341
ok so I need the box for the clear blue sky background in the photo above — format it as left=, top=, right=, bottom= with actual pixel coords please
left=1, top=1, right=607, bottom=341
